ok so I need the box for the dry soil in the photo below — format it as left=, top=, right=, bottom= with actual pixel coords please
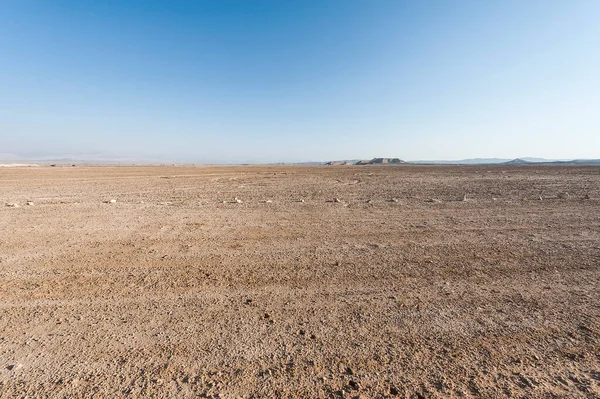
left=0, top=165, right=599, bottom=398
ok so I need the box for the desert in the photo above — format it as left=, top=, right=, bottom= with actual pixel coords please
left=0, top=164, right=599, bottom=398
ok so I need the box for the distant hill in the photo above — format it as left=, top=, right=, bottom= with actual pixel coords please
left=551, top=159, right=600, bottom=165
left=324, top=159, right=362, bottom=165
left=502, top=158, right=600, bottom=165
left=327, top=158, right=405, bottom=165
left=410, top=157, right=576, bottom=165
left=369, top=158, right=405, bottom=164
left=503, top=158, right=532, bottom=165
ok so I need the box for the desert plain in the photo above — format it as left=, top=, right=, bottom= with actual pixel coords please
left=0, top=164, right=599, bottom=398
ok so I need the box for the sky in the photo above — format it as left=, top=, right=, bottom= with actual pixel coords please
left=1, top=0, right=599, bottom=163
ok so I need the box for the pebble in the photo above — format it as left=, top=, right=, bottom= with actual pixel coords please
left=235, top=197, right=243, bottom=204
left=334, top=198, right=342, bottom=203
left=6, top=364, right=23, bottom=371
left=26, top=201, right=34, bottom=206
left=557, top=192, right=569, bottom=199
left=5, top=203, right=20, bottom=208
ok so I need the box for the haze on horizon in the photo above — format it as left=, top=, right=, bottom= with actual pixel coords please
left=1, top=1, right=599, bottom=164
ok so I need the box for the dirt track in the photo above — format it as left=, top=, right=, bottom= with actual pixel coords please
left=1, top=165, right=599, bottom=398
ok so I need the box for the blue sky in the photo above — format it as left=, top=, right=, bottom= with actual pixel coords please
left=1, top=1, right=599, bottom=163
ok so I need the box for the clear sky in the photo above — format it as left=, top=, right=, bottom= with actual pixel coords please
left=1, top=1, right=599, bottom=163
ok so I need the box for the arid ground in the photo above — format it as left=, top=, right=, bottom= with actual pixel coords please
left=0, top=165, right=599, bottom=398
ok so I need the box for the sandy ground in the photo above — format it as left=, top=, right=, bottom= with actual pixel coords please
left=0, top=165, right=599, bottom=398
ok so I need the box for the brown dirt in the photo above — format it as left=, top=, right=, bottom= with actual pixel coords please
left=1, top=165, right=599, bottom=398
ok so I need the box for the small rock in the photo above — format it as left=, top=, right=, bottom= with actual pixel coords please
left=264, top=200, right=272, bottom=203
left=390, top=198, right=399, bottom=203
left=583, top=194, right=590, bottom=200
left=297, top=199, right=305, bottom=203
left=6, top=364, right=22, bottom=371
left=26, top=201, right=34, bottom=206
left=557, top=192, right=569, bottom=199
left=334, top=198, right=342, bottom=203
left=5, top=203, right=20, bottom=208
left=234, top=197, right=243, bottom=204
left=297, top=329, right=306, bottom=336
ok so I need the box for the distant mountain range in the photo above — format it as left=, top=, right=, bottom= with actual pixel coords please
left=2, top=152, right=599, bottom=166
left=326, top=158, right=405, bottom=166
left=411, top=158, right=600, bottom=165
left=323, top=157, right=600, bottom=166
left=409, top=157, right=561, bottom=164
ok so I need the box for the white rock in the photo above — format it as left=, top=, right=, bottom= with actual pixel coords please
left=26, top=201, right=34, bottom=206
left=109, top=199, right=117, bottom=203
left=5, top=203, right=19, bottom=208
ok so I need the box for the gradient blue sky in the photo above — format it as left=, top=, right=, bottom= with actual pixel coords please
left=1, top=1, right=599, bottom=163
